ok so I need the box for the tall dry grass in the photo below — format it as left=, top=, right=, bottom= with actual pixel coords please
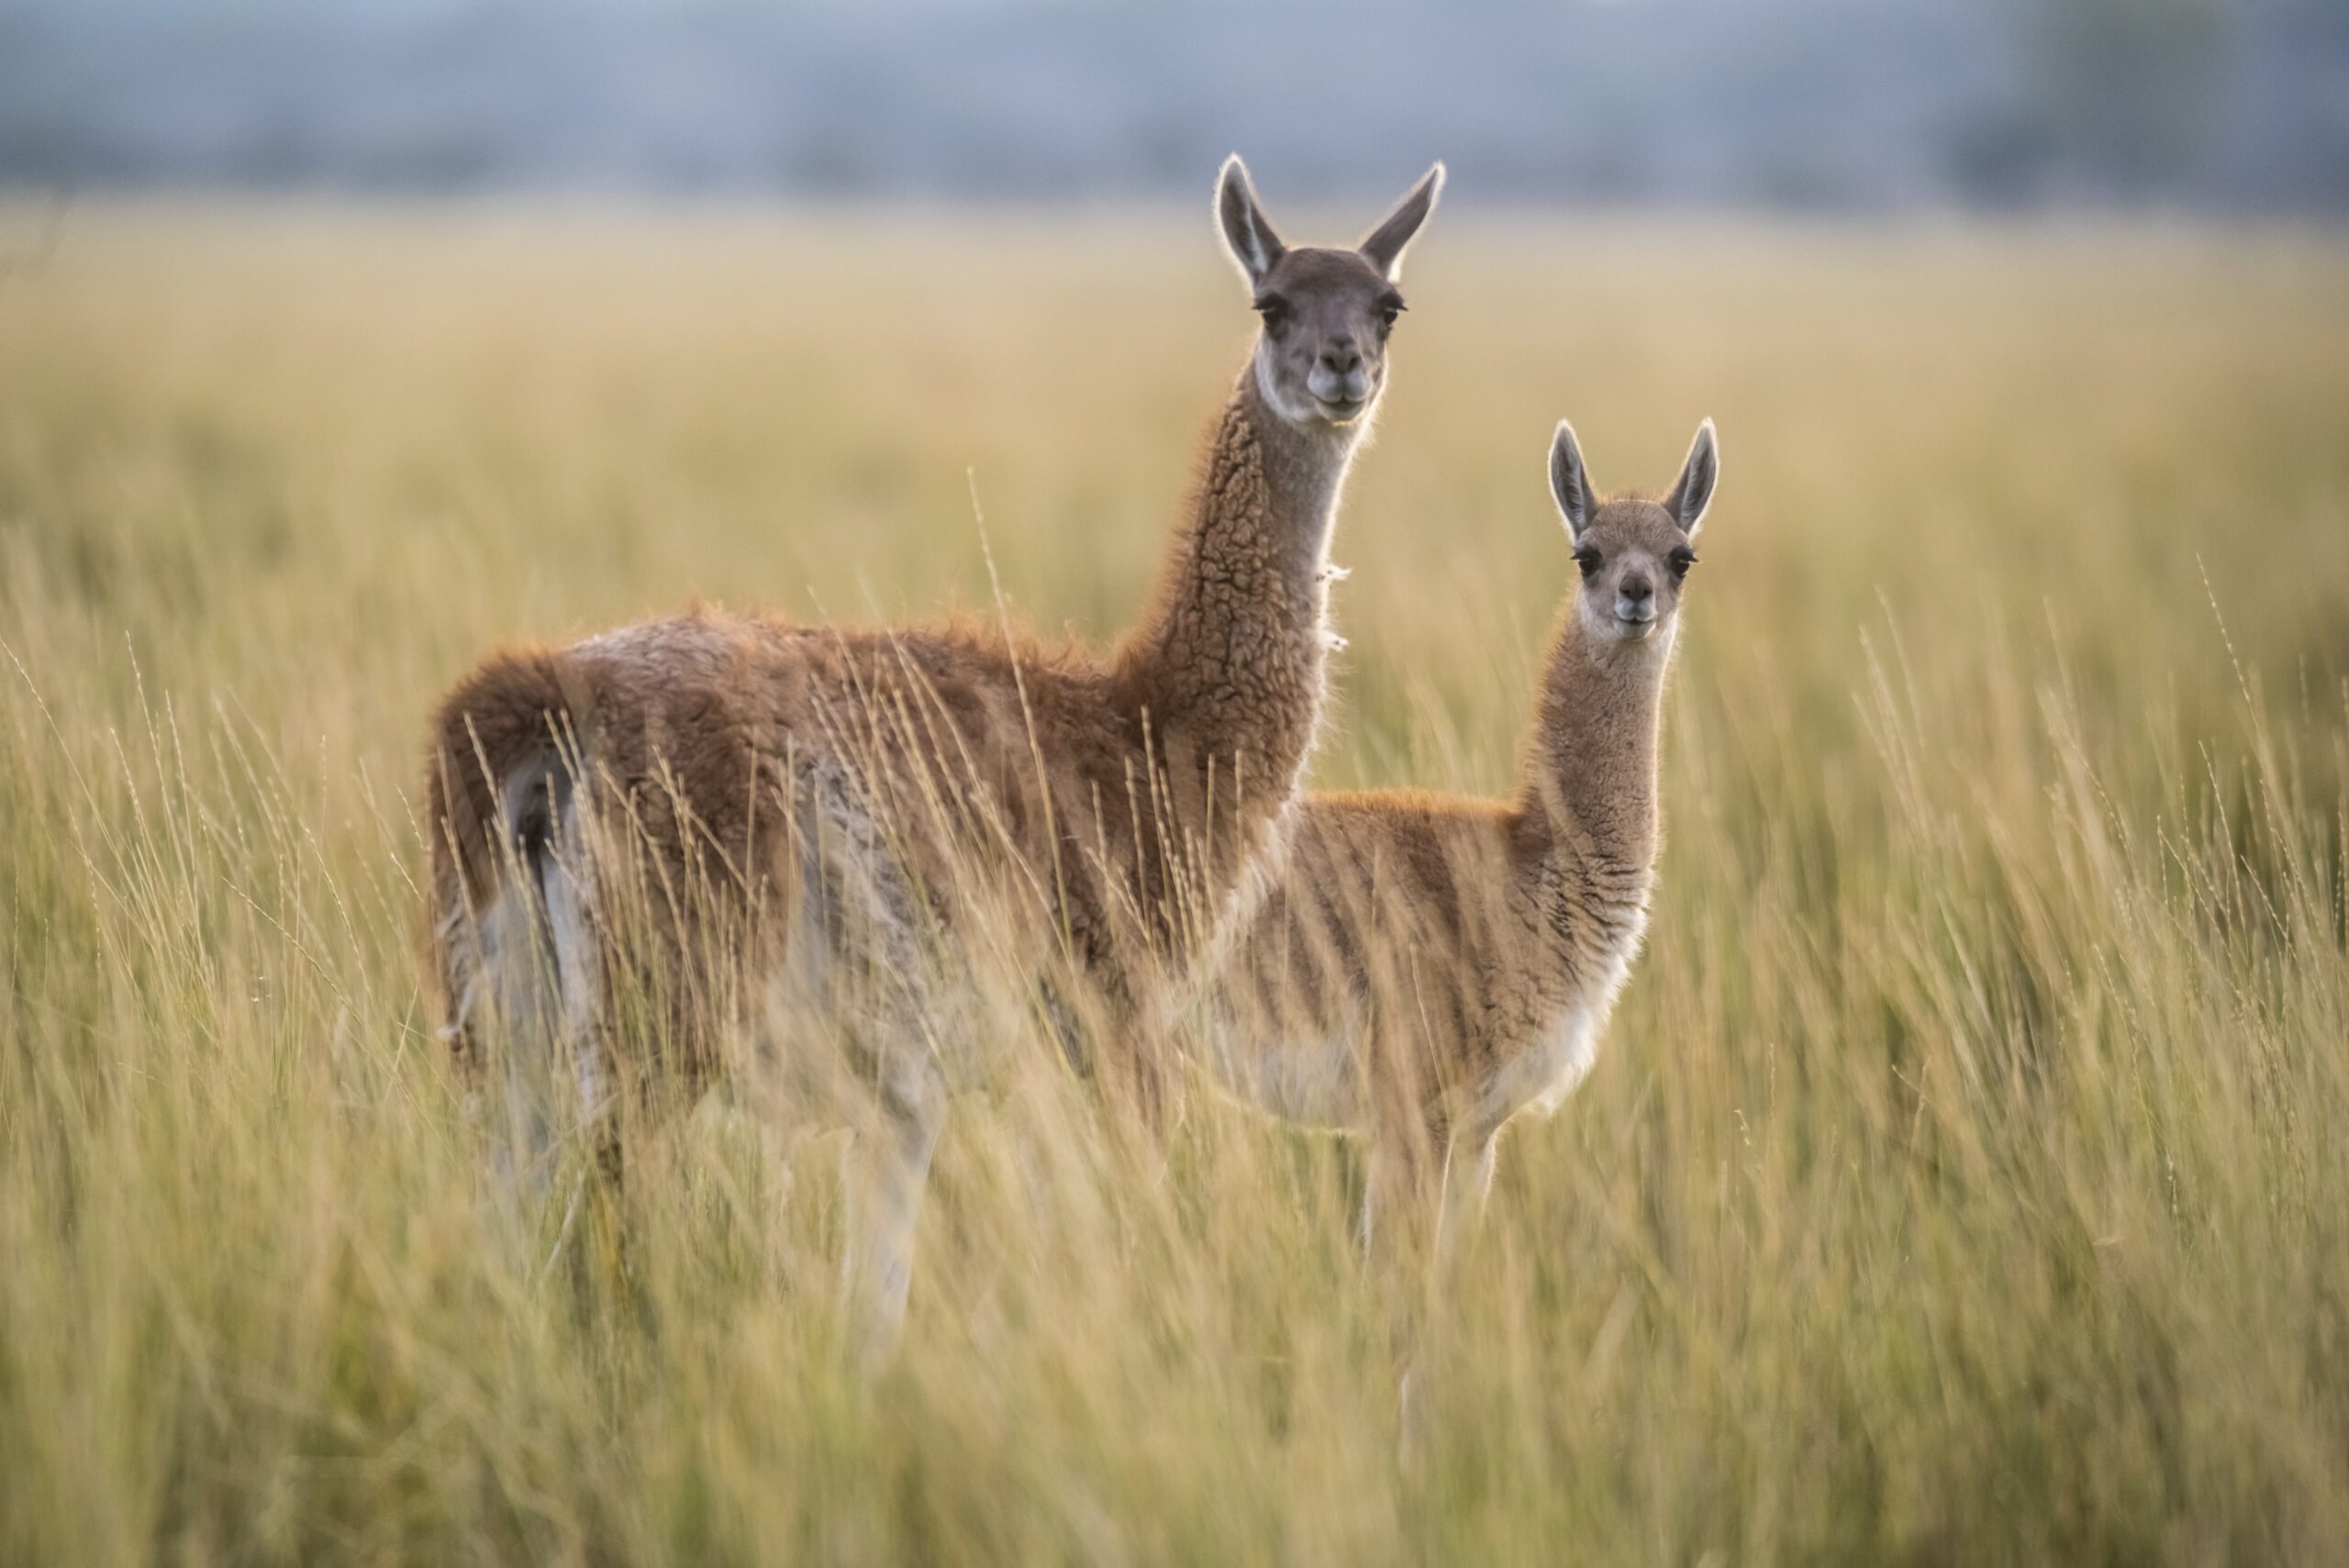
left=3, top=204, right=2346, bottom=1564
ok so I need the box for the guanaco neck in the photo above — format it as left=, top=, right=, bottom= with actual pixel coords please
left=1113, top=367, right=1359, bottom=819
left=1511, top=606, right=1674, bottom=888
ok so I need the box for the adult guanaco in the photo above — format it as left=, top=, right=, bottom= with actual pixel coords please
left=427, top=156, right=1443, bottom=1359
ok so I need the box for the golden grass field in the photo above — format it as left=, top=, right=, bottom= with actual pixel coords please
left=4, top=203, right=2347, bottom=1564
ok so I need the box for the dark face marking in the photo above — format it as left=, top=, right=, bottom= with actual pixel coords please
left=1552, top=418, right=1717, bottom=643
left=1572, top=500, right=1698, bottom=642
left=1217, top=157, right=1438, bottom=431
left=1251, top=248, right=1408, bottom=427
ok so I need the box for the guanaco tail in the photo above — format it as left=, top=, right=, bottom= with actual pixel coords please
left=425, top=155, right=1443, bottom=1360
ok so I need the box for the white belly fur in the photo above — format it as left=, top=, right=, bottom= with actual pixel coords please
left=1472, top=928, right=1643, bottom=1138
left=1203, top=911, right=1649, bottom=1140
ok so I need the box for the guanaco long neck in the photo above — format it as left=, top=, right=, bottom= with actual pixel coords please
left=1115, top=369, right=1357, bottom=819
left=1512, top=609, right=1673, bottom=888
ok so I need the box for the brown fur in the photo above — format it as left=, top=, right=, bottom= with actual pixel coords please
left=1213, top=600, right=1670, bottom=1150
left=429, top=366, right=1360, bottom=1086
left=425, top=158, right=1443, bottom=1360
left=1205, top=423, right=1718, bottom=1242
left=424, top=162, right=1448, bottom=1095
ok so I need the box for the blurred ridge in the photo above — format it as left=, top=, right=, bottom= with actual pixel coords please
left=4, top=0, right=2346, bottom=211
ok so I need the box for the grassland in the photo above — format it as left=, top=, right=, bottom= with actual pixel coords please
left=3, top=203, right=2346, bottom=1565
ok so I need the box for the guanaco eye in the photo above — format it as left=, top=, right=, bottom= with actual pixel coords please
left=1253, top=295, right=1291, bottom=329
left=1667, top=548, right=1698, bottom=579
left=1376, top=294, right=1406, bottom=329
left=1573, top=548, right=1603, bottom=578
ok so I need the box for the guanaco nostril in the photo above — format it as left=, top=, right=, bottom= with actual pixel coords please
left=1321, top=347, right=1362, bottom=374
left=1621, top=575, right=1653, bottom=602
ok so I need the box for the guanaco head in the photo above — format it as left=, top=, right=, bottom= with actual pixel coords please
left=1549, top=418, right=1720, bottom=645
left=1216, top=155, right=1443, bottom=429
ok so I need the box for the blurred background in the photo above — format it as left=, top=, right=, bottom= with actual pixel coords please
left=3, top=0, right=2344, bottom=212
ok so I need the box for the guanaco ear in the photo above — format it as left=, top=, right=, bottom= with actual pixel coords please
left=1358, top=162, right=1444, bottom=281
left=1549, top=419, right=1594, bottom=540
left=1664, top=418, right=1720, bottom=536
left=1216, top=155, right=1286, bottom=289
